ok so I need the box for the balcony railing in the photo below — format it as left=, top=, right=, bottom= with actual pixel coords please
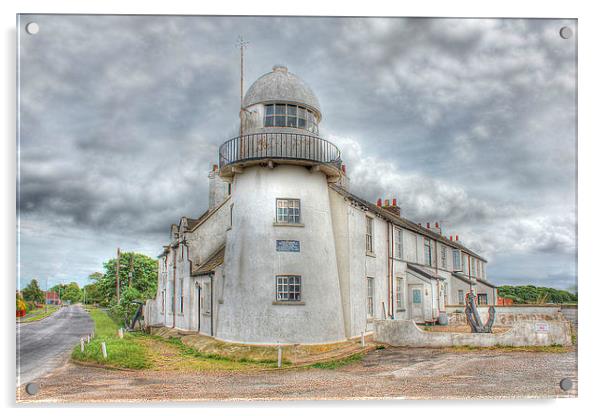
left=219, top=132, right=342, bottom=171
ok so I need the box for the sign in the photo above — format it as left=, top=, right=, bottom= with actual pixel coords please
left=276, top=240, right=300, bottom=252
left=534, top=322, right=550, bottom=333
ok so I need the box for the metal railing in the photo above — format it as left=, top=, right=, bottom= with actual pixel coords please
left=219, top=132, right=342, bottom=170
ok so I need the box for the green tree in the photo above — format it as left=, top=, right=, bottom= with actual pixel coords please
left=497, top=285, right=577, bottom=304
left=22, top=279, right=44, bottom=303
left=90, top=252, right=158, bottom=306
left=61, top=282, right=82, bottom=303
left=82, top=280, right=103, bottom=304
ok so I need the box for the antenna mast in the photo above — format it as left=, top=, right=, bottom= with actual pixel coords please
left=236, top=36, right=249, bottom=137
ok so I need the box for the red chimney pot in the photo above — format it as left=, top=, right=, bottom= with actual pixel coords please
left=392, top=198, right=397, bottom=206
left=455, top=235, right=459, bottom=241
left=427, top=222, right=430, bottom=228
left=435, top=222, right=439, bottom=228
left=377, top=198, right=382, bottom=207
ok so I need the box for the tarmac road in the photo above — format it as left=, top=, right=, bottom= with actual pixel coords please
left=16, top=304, right=94, bottom=386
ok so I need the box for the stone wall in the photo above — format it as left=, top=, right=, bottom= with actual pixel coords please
left=374, top=319, right=572, bottom=347
left=445, top=305, right=567, bottom=327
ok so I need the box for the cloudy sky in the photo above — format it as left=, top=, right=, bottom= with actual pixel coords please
left=17, top=15, right=577, bottom=291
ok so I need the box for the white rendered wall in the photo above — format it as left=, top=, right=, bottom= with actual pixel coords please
left=216, top=165, right=346, bottom=344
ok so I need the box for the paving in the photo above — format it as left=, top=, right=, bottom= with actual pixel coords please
left=18, top=346, right=577, bottom=402
left=16, top=304, right=94, bottom=387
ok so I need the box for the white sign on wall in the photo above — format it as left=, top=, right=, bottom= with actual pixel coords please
left=534, top=322, right=550, bottom=333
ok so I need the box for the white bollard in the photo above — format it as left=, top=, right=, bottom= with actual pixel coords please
left=277, top=345, right=282, bottom=368
left=80, top=338, right=85, bottom=352
left=87, top=334, right=90, bottom=343
left=101, top=342, right=107, bottom=359
left=118, top=328, right=124, bottom=339
left=361, top=332, right=365, bottom=348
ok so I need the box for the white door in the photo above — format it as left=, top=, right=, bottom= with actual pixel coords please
left=409, top=284, right=424, bottom=322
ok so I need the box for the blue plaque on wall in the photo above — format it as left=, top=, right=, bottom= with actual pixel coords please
left=276, top=240, right=300, bottom=252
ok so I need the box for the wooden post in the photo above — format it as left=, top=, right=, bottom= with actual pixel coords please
left=361, top=332, right=365, bottom=348
left=116, top=248, right=121, bottom=304
left=87, top=334, right=90, bottom=343
left=277, top=345, right=282, bottom=368
left=80, top=338, right=84, bottom=352
left=101, top=342, right=107, bottom=359
left=128, top=253, right=134, bottom=288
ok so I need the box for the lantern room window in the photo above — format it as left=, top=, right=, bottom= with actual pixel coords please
left=264, top=104, right=318, bottom=134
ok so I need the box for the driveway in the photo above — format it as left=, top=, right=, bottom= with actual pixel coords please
left=18, top=346, right=577, bottom=402
left=16, top=304, right=94, bottom=387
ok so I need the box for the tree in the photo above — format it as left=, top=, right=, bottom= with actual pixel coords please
left=22, top=279, right=44, bottom=303
left=82, top=281, right=103, bottom=305
left=497, top=285, right=577, bottom=304
left=90, top=252, right=158, bottom=306
left=61, top=282, right=82, bottom=303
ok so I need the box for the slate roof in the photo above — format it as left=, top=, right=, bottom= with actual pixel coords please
left=329, top=184, right=487, bottom=262
left=191, top=245, right=225, bottom=276
left=451, top=272, right=497, bottom=288
left=407, top=263, right=445, bottom=280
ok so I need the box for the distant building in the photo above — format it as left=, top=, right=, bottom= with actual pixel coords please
left=145, top=65, right=496, bottom=344
left=45, top=291, right=61, bottom=305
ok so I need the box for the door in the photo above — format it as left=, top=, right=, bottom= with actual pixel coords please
left=409, top=284, right=424, bottom=322
left=197, top=285, right=202, bottom=332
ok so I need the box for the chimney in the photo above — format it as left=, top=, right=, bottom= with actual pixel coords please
left=377, top=198, right=382, bottom=207
left=433, top=222, right=442, bottom=235
left=426, top=222, right=430, bottom=229
left=382, top=197, right=401, bottom=216
left=455, top=235, right=459, bottom=241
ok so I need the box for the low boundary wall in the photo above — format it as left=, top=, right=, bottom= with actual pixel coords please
left=374, top=319, right=572, bottom=347
left=445, top=305, right=569, bottom=326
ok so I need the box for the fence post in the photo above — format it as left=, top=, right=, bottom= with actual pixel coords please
left=87, top=334, right=90, bottom=343
left=80, top=338, right=85, bottom=352
left=277, top=345, right=282, bottom=368
left=361, top=332, right=365, bottom=348
left=118, top=328, right=124, bottom=339
left=101, top=342, right=107, bottom=359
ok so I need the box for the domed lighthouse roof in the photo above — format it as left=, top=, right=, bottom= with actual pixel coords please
left=243, top=65, right=321, bottom=120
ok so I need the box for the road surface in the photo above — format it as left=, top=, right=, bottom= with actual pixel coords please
left=16, top=304, right=94, bottom=386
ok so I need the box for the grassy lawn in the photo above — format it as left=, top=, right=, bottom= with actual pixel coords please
left=17, top=305, right=60, bottom=323
left=71, top=307, right=149, bottom=369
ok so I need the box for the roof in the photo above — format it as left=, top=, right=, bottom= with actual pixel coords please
left=407, top=263, right=444, bottom=280
left=329, top=184, right=487, bottom=262
left=452, top=272, right=497, bottom=288
left=191, top=245, right=225, bottom=276
left=243, top=65, right=321, bottom=117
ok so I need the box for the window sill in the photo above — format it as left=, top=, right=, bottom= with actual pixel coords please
left=202, top=312, right=211, bottom=316
left=366, top=252, right=376, bottom=258
left=272, top=301, right=305, bottom=306
left=396, top=308, right=406, bottom=312
left=273, top=222, right=304, bottom=227
left=226, top=226, right=232, bottom=231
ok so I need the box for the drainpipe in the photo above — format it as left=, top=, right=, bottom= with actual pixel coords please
left=210, top=272, right=214, bottom=337
left=172, top=245, right=177, bottom=328
left=386, top=221, right=394, bottom=319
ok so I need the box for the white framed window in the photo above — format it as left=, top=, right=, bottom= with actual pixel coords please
left=161, top=290, right=165, bottom=314
left=458, top=289, right=465, bottom=305
left=275, top=275, right=301, bottom=301
left=477, top=293, right=488, bottom=305
left=396, top=277, right=404, bottom=310
left=441, top=246, right=448, bottom=269
left=394, top=228, right=403, bottom=259
left=276, top=198, right=300, bottom=224
left=366, top=216, right=374, bottom=253
left=470, top=257, right=477, bottom=277
left=462, top=253, right=468, bottom=274
left=424, top=238, right=433, bottom=266
left=169, top=281, right=175, bottom=314
left=367, top=277, right=375, bottom=317
left=452, top=249, right=462, bottom=271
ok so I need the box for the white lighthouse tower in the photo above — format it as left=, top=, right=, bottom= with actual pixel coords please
left=216, top=65, right=347, bottom=344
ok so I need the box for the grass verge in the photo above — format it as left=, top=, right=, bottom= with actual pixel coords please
left=17, top=305, right=60, bottom=323
left=71, top=307, right=150, bottom=369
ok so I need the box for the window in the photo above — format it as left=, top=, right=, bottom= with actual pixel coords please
left=229, top=204, right=234, bottom=228
left=458, top=289, right=465, bottom=305
left=477, top=293, right=488, bottom=305
left=275, top=275, right=301, bottom=301
left=462, top=254, right=468, bottom=274
left=424, top=238, right=433, bottom=266
left=396, top=277, right=404, bottom=310
left=264, top=104, right=319, bottom=134
left=452, top=250, right=462, bottom=271
left=367, top=277, right=374, bottom=317
left=161, top=290, right=165, bottom=314
left=366, top=216, right=374, bottom=253
left=441, top=246, right=447, bottom=269
left=276, top=198, right=300, bottom=224
left=470, top=257, right=477, bottom=277
left=169, top=281, right=175, bottom=314
left=394, top=228, right=403, bottom=259
left=178, top=278, right=184, bottom=314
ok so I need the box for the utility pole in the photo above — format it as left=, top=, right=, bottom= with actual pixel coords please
left=236, top=35, right=249, bottom=137
left=128, top=253, right=134, bottom=288
left=45, top=276, right=48, bottom=313
left=116, top=248, right=121, bottom=304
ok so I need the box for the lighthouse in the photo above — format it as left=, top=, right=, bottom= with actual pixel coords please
left=216, top=65, right=347, bottom=344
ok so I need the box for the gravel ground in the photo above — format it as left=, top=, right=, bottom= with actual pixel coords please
left=18, top=347, right=577, bottom=402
